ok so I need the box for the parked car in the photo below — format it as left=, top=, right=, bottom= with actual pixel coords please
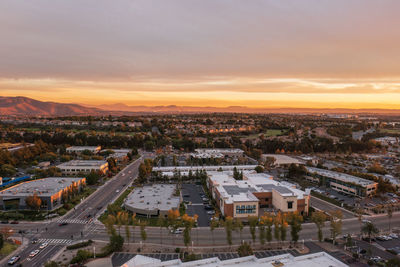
left=207, top=210, right=215, bottom=215
left=171, top=228, right=183, bottom=234
left=10, top=221, right=19, bottom=224
left=1, top=220, right=9, bottom=224
left=389, top=233, right=398, bottom=239
left=7, top=255, right=20, bottom=265
left=59, top=222, right=68, bottom=226
left=362, top=219, right=371, bottom=224
left=31, top=238, right=38, bottom=244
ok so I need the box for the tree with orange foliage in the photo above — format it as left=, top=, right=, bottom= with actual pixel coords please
left=182, top=213, right=198, bottom=247
left=25, top=193, right=42, bottom=211
left=287, top=212, right=303, bottom=243
left=0, top=227, right=13, bottom=240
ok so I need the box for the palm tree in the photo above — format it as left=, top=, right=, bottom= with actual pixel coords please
left=361, top=222, right=379, bottom=243
left=157, top=215, right=166, bottom=245
left=387, top=205, right=393, bottom=233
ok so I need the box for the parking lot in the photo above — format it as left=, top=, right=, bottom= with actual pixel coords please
left=181, top=184, right=214, bottom=227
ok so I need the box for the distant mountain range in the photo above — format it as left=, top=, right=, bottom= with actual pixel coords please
left=1, top=96, right=400, bottom=116
left=0, top=96, right=104, bottom=116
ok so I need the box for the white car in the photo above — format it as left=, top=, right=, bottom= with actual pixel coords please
left=29, top=250, right=40, bottom=258
left=362, top=219, right=371, bottom=224
left=39, top=242, right=48, bottom=249
left=171, top=228, right=183, bottom=234
left=389, top=233, right=398, bottom=239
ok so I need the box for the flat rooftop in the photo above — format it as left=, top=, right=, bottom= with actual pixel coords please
left=306, top=167, right=377, bottom=187
left=262, top=154, right=302, bottom=165
left=153, top=165, right=258, bottom=172
left=66, top=146, right=100, bottom=151
left=195, top=148, right=244, bottom=154
left=120, top=252, right=348, bottom=267
left=209, top=172, right=307, bottom=204
left=58, top=160, right=107, bottom=168
left=124, top=184, right=180, bottom=213
left=0, top=177, right=84, bottom=197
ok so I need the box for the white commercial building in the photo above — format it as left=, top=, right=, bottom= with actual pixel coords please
left=120, top=252, right=348, bottom=267
left=192, top=148, right=244, bottom=158
left=208, top=172, right=310, bottom=218
left=57, top=160, right=108, bottom=175
left=262, top=154, right=303, bottom=166
left=153, top=165, right=258, bottom=177
left=124, top=184, right=181, bottom=217
left=306, top=167, right=378, bottom=197
left=66, top=146, right=101, bottom=154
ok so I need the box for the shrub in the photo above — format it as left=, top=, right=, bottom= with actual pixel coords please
left=66, top=240, right=93, bottom=250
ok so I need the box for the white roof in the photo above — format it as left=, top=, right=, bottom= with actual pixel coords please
left=120, top=252, right=348, bottom=267
left=209, top=172, right=308, bottom=204
left=306, top=167, right=377, bottom=187
left=124, top=184, right=180, bottom=213
left=262, top=154, right=302, bottom=165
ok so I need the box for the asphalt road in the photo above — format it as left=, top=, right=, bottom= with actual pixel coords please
left=310, top=196, right=355, bottom=219
left=80, top=211, right=400, bottom=247
left=7, top=157, right=142, bottom=267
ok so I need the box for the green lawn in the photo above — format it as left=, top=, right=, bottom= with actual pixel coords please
left=380, top=128, right=400, bottom=134
left=242, top=129, right=286, bottom=139
left=0, top=242, right=18, bottom=259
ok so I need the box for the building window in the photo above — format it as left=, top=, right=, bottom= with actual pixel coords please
left=236, top=204, right=256, bottom=214
left=287, top=201, right=293, bottom=209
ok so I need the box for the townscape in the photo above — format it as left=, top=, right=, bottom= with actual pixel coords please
left=2, top=1, right=400, bottom=266
left=0, top=113, right=399, bottom=266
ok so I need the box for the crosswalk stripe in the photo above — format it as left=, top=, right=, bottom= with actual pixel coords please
left=56, top=219, right=90, bottom=224
left=38, top=238, right=73, bottom=244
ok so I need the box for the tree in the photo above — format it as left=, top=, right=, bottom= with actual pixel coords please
left=45, top=261, right=59, bottom=267
left=254, top=165, right=264, bottom=173
left=258, top=215, right=267, bottom=245
left=86, top=171, right=101, bottom=185
left=387, top=257, right=400, bottom=267
left=223, top=216, right=234, bottom=246
left=25, top=193, right=42, bottom=211
left=157, top=216, right=166, bottom=244
left=264, top=214, right=274, bottom=243
left=140, top=221, right=147, bottom=243
left=109, top=233, right=124, bottom=252
left=182, top=213, right=198, bottom=248
left=287, top=212, right=303, bottom=243
left=237, top=242, right=253, bottom=257
left=329, top=210, right=343, bottom=245
left=248, top=216, right=258, bottom=242
left=116, top=211, right=129, bottom=235
left=311, top=211, right=326, bottom=242
left=0, top=234, right=3, bottom=250
left=105, top=214, right=117, bottom=236
left=0, top=227, right=13, bottom=240
left=361, top=222, right=379, bottom=243
left=210, top=216, right=220, bottom=245
left=387, top=205, right=393, bottom=233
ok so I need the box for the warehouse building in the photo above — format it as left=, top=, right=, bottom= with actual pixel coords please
left=57, top=160, right=108, bottom=175
left=0, top=177, right=86, bottom=211
left=208, top=172, right=310, bottom=218
left=305, top=167, right=378, bottom=197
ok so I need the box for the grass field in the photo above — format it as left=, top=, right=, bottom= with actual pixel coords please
left=0, top=242, right=18, bottom=259
left=242, top=129, right=286, bottom=139
left=380, top=128, right=400, bottom=134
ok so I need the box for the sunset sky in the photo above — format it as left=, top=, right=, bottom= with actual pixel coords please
left=1, top=0, right=400, bottom=109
